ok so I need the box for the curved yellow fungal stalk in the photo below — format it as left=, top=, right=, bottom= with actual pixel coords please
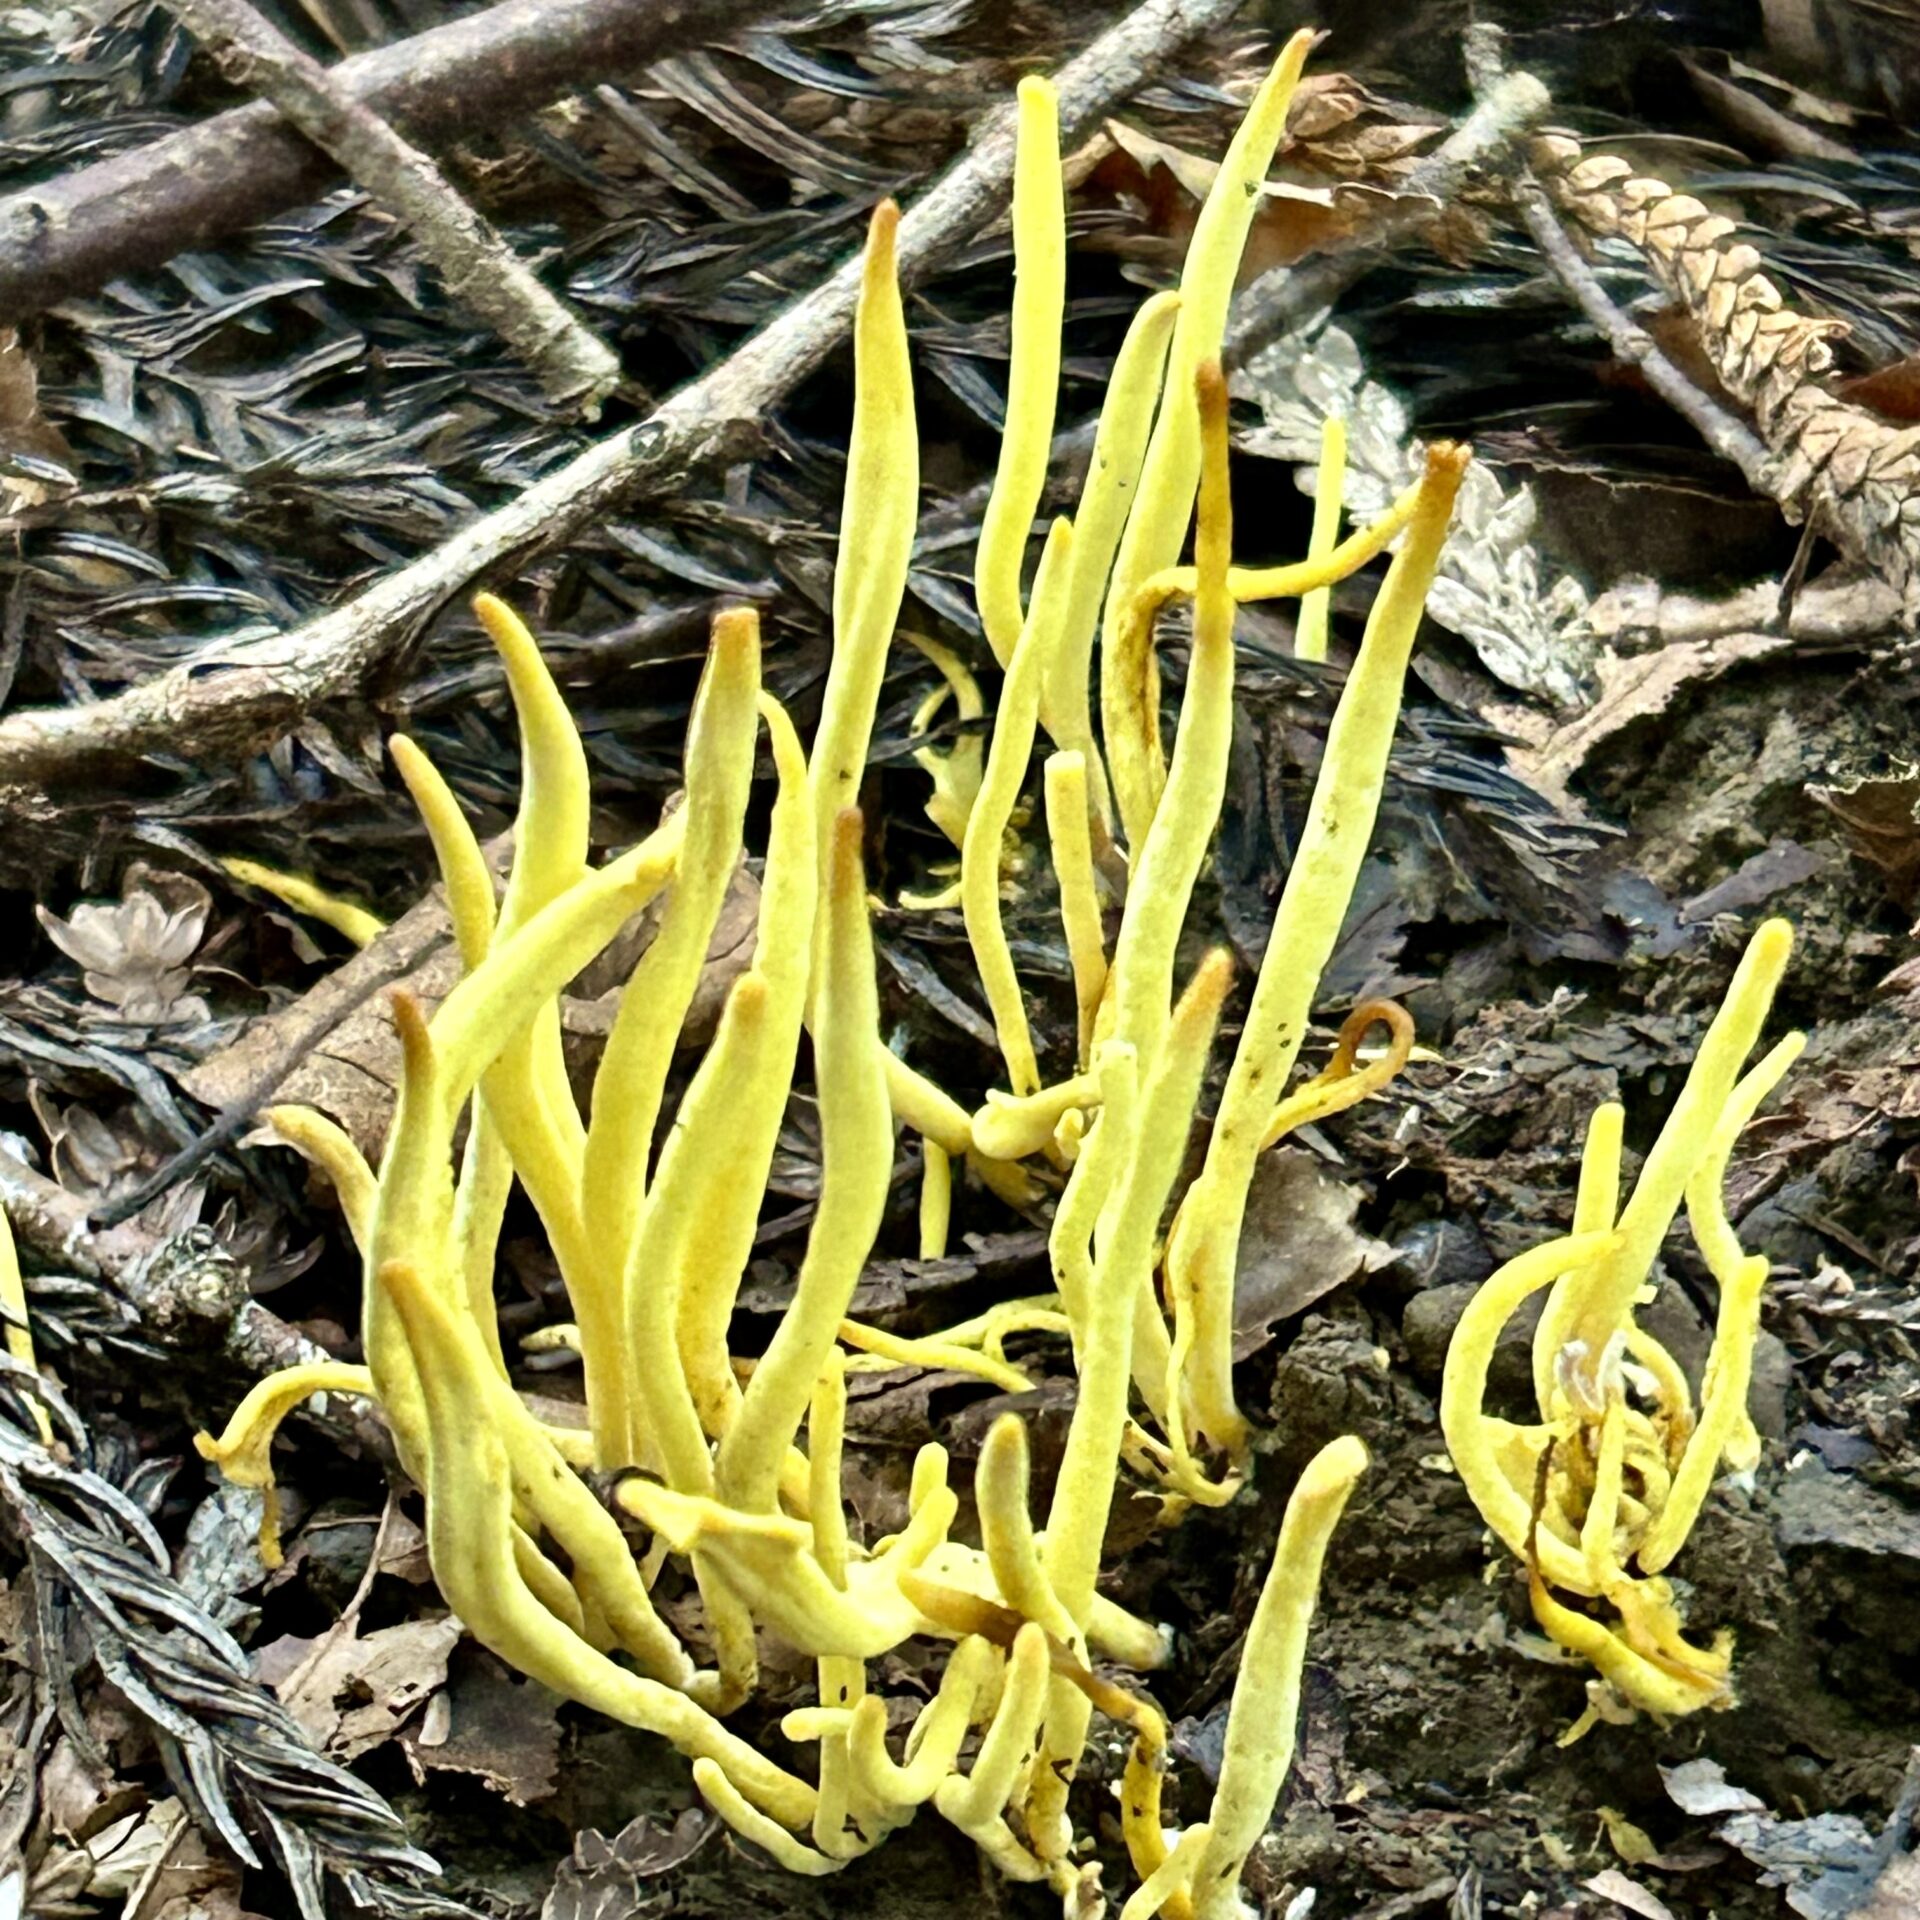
left=0, top=1209, right=49, bottom=1447
left=1557, top=918, right=1793, bottom=1396
left=221, top=857, right=385, bottom=948
left=1294, top=413, right=1348, bottom=663
left=718, top=808, right=890, bottom=1516
left=1043, top=750, right=1108, bottom=1065
left=584, top=607, right=760, bottom=1295
left=813, top=199, right=915, bottom=864
left=1100, top=361, right=1238, bottom=1084
left=1444, top=924, right=1798, bottom=1724
left=1439, top=1229, right=1624, bottom=1596
left=976, top=75, right=1064, bottom=671
left=1030, top=952, right=1232, bottom=1859
left=194, top=1363, right=375, bottom=1565
left=1189, top=1435, right=1368, bottom=1920
left=1100, top=29, right=1314, bottom=847
left=388, top=734, right=496, bottom=966
left=904, top=634, right=985, bottom=851
left=1048, top=290, right=1179, bottom=828
left=1257, top=999, right=1415, bottom=1152
left=260, top=1105, right=377, bottom=1251
left=377, top=1256, right=806, bottom=1809
left=963, top=517, right=1074, bottom=1097
left=1167, top=442, right=1468, bottom=1462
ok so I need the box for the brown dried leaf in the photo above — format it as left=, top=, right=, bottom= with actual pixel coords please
left=1231, top=1147, right=1396, bottom=1358
left=1510, top=628, right=1800, bottom=803
left=1807, top=762, right=1920, bottom=907
left=401, top=1648, right=562, bottom=1807
left=256, top=1615, right=461, bottom=1761
left=541, top=1808, right=717, bottom=1920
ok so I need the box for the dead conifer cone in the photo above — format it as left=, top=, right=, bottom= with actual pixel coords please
left=1530, top=131, right=1920, bottom=614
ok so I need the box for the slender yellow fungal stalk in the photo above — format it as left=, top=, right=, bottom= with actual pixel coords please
left=1438, top=1230, right=1622, bottom=1596
left=1107, top=463, right=1431, bottom=808
left=837, top=1319, right=1032, bottom=1395
left=917, top=1138, right=952, bottom=1259
left=1580, top=1397, right=1628, bottom=1586
left=1294, top=414, right=1347, bottom=663
left=1560, top=919, right=1793, bottom=1390
left=388, top=735, right=496, bottom=966
left=1639, top=1255, right=1769, bottom=1573
left=378, top=1256, right=814, bottom=1813
left=848, top=1637, right=998, bottom=1808
left=391, top=724, right=511, bottom=1377
left=193, top=1362, right=376, bottom=1566
left=975, top=1414, right=1079, bottom=1644
left=964, top=517, right=1073, bottom=1096
left=1146, top=467, right=1428, bottom=613
left=1169, top=443, right=1468, bottom=1460
left=976, top=76, right=1064, bottom=671
left=1122, top=1820, right=1212, bottom=1920
left=585, top=609, right=760, bottom=1290
left=1102, top=362, right=1237, bottom=1073
left=1527, top=1572, right=1727, bottom=1721
left=0, top=1209, right=49, bottom=1446
left=1190, top=1435, right=1367, bottom=1920
left=719, top=810, right=891, bottom=1514
left=1100, top=29, right=1314, bottom=847
left=625, top=978, right=773, bottom=1495
left=1048, top=292, right=1180, bottom=828
left=675, top=693, right=818, bottom=1441
left=1686, top=1031, right=1804, bottom=1292
left=1257, top=999, right=1414, bottom=1152
left=1533, top=1101, right=1624, bottom=1420
left=971, top=1072, right=1098, bottom=1163
left=1043, top=751, right=1107, bottom=1065
left=932, top=1620, right=1051, bottom=1834
left=813, top=200, right=915, bottom=873
left=1047, top=1042, right=1136, bottom=1355
left=221, top=857, right=385, bottom=948
left=473, top=591, right=590, bottom=1148
left=1033, top=953, right=1232, bottom=1854
left=694, top=1760, right=841, bottom=1874
left=261, top=1105, right=377, bottom=1251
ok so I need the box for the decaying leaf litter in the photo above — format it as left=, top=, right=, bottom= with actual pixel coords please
left=0, top=2, right=1916, bottom=1918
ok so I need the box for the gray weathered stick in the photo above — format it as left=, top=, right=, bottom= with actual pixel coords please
left=0, top=0, right=1248, bottom=805
left=164, top=0, right=619, bottom=414
left=0, top=0, right=774, bottom=322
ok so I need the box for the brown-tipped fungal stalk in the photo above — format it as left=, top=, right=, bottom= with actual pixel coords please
left=183, top=28, right=1802, bottom=1915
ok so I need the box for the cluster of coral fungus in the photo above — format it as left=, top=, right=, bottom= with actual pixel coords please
left=191, top=32, right=1799, bottom=1918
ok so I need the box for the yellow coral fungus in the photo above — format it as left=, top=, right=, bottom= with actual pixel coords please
left=1441, top=920, right=1800, bottom=1730
left=190, top=34, right=1803, bottom=1916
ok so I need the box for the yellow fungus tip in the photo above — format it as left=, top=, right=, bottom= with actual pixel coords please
left=1299, top=1433, right=1369, bottom=1499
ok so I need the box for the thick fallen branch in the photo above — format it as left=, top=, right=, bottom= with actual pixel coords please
left=0, top=0, right=776, bottom=321
left=163, top=0, right=619, bottom=414
left=0, top=0, right=1247, bottom=804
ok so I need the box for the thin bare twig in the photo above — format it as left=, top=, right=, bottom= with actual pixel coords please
left=0, top=0, right=1249, bottom=807
left=0, top=0, right=779, bottom=321
left=163, top=0, right=619, bottom=414
left=1509, top=171, right=1775, bottom=489
left=1463, top=25, right=1773, bottom=493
